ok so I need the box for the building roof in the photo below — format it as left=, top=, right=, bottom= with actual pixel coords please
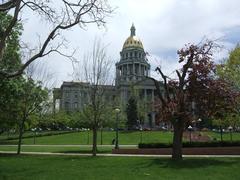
left=61, top=81, right=115, bottom=90
left=122, top=24, right=144, bottom=50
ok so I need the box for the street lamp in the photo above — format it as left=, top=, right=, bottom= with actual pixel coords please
left=197, top=118, right=202, bottom=130
left=115, top=108, right=120, bottom=149
left=87, top=128, right=90, bottom=145
left=137, top=120, right=143, bottom=143
left=192, top=120, right=196, bottom=131
left=100, top=125, right=103, bottom=145
left=32, top=128, right=37, bottom=144
left=188, top=125, right=193, bottom=143
left=228, top=126, right=233, bottom=142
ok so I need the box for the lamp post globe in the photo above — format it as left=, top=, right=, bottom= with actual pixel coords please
left=188, top=125, right=193, bottom=143
left=115, top=108, right=120, bottom=149
left=228, top=126, right=233, bottom=142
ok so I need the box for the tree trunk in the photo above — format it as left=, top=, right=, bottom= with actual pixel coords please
left=220, top=125, right=223, bottom=142
left=17, top=117, right=25, bottom=155
left=100, top=127, right=103, bottom=145
left=172, top=120, right=184, bottom=160
left=92, top=127, right=98, bottom=156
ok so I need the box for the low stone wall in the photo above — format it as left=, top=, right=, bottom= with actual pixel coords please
left=112, top=147, right=240, bottom=155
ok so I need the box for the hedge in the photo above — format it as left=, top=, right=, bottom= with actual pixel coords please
left=138, top=141, right=240, bottom=148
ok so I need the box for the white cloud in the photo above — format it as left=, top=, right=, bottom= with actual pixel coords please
left=20, top=0, right=240, bottom=87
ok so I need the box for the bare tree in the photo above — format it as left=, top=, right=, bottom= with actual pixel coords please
left=26, top=61, right=57, bottom=89
left=26, top=61, right=56, bottom=117
left=74, top=38, right=112, bottom=156
left=0, top=0, right=113, bottom=78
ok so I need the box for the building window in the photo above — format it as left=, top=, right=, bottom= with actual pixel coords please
left=74, top=102, right=78, bottom=109
left=65, top=91, right=70, bottom=98
left=74, top=92, right=78, bottom=98
left=129, top=64, right=133, bottom=75
left=65, top=102, right=70, bottom=109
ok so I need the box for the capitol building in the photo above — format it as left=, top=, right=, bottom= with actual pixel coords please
left=54, top=24, right=160, bottom=128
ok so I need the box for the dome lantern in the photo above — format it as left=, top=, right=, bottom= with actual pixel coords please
left=130, top=23, right=136, bottom=36
left=122, top=24, right=144, bottom=50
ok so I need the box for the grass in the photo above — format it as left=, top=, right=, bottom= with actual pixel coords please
left=0, top=155, right=240, bottom=180
left=0, top=131, right=173, bottom=145
left=203, top=131, right=240, bottom=141
left=0, top=131, right=71, bottom=141
left=0, top=145, right=114, bottom=154
left=1, top=130, right=239, bottom=147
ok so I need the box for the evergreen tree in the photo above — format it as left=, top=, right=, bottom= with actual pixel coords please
left=126, top=96, right=138, bottom=130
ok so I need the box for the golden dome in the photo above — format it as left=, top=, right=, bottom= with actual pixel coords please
left=123, top=36, right=144, bottom=49
left=122, top=24, right=144, bottom=50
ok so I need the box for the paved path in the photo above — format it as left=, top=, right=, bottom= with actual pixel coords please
left=1, top=151, right=240, bottom=158
left=0, top=144, right=137, bottom=147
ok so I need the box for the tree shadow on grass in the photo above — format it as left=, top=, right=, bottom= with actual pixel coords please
left=56, top=150, right=111, bottom=154
left=119, top=131, right=137, bottom=134
left=0, top=140, right=17, bottom=145
left=143, top=158, right=240, bottom=169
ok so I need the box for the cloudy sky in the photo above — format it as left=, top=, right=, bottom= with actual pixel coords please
left=21, top=0, right=240, bottom=87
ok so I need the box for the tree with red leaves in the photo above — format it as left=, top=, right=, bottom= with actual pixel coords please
left=150, top=40, right=239, bottom=160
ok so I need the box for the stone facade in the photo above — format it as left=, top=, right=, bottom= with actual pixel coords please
left=53, top=82, right=115, bottom=112
left=54, top=24, right=159, bottom=127
left=115, top=24, right=157, bottom=127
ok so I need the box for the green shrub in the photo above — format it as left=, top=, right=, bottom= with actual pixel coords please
left=138, top=141, right=240, bottom=148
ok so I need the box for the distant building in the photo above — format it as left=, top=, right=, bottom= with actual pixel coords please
left=53, top=82, right=115, bottom=112
left=54, top=24, right=162, bottom=128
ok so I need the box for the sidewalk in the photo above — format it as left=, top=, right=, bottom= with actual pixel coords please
left=0, top=144, right=137, bottom=147
left=1, top=151, right=240, bottom=158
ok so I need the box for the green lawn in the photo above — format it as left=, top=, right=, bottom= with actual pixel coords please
left=0, top=155, right=240, bottom=180
left=203, top=131, right=240, bottom=141
left=1, top=130, right=239, bottom=146
left=0, top=145, right=114, bottom=154
left=0, top=131, right=71, bottom=141
left=0, top=131, right=173, bottom=145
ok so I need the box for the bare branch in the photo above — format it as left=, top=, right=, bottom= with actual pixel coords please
left=0, top=0, right=21, bottom=59
left=155, top=66, right=171, bottom=102
left=0, top=0, right=114, bottom=78
left=0, top=0, right=19, bottom=11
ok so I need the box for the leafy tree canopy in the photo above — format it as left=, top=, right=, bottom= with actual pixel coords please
left=217, top=44, right=240, bottom=88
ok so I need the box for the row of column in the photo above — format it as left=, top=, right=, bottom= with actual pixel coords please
left=117, top=63, right=149, bottom=77
left=121, top=51, right=145, bottom=60
left=122, top=88, right=155, bottom=104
